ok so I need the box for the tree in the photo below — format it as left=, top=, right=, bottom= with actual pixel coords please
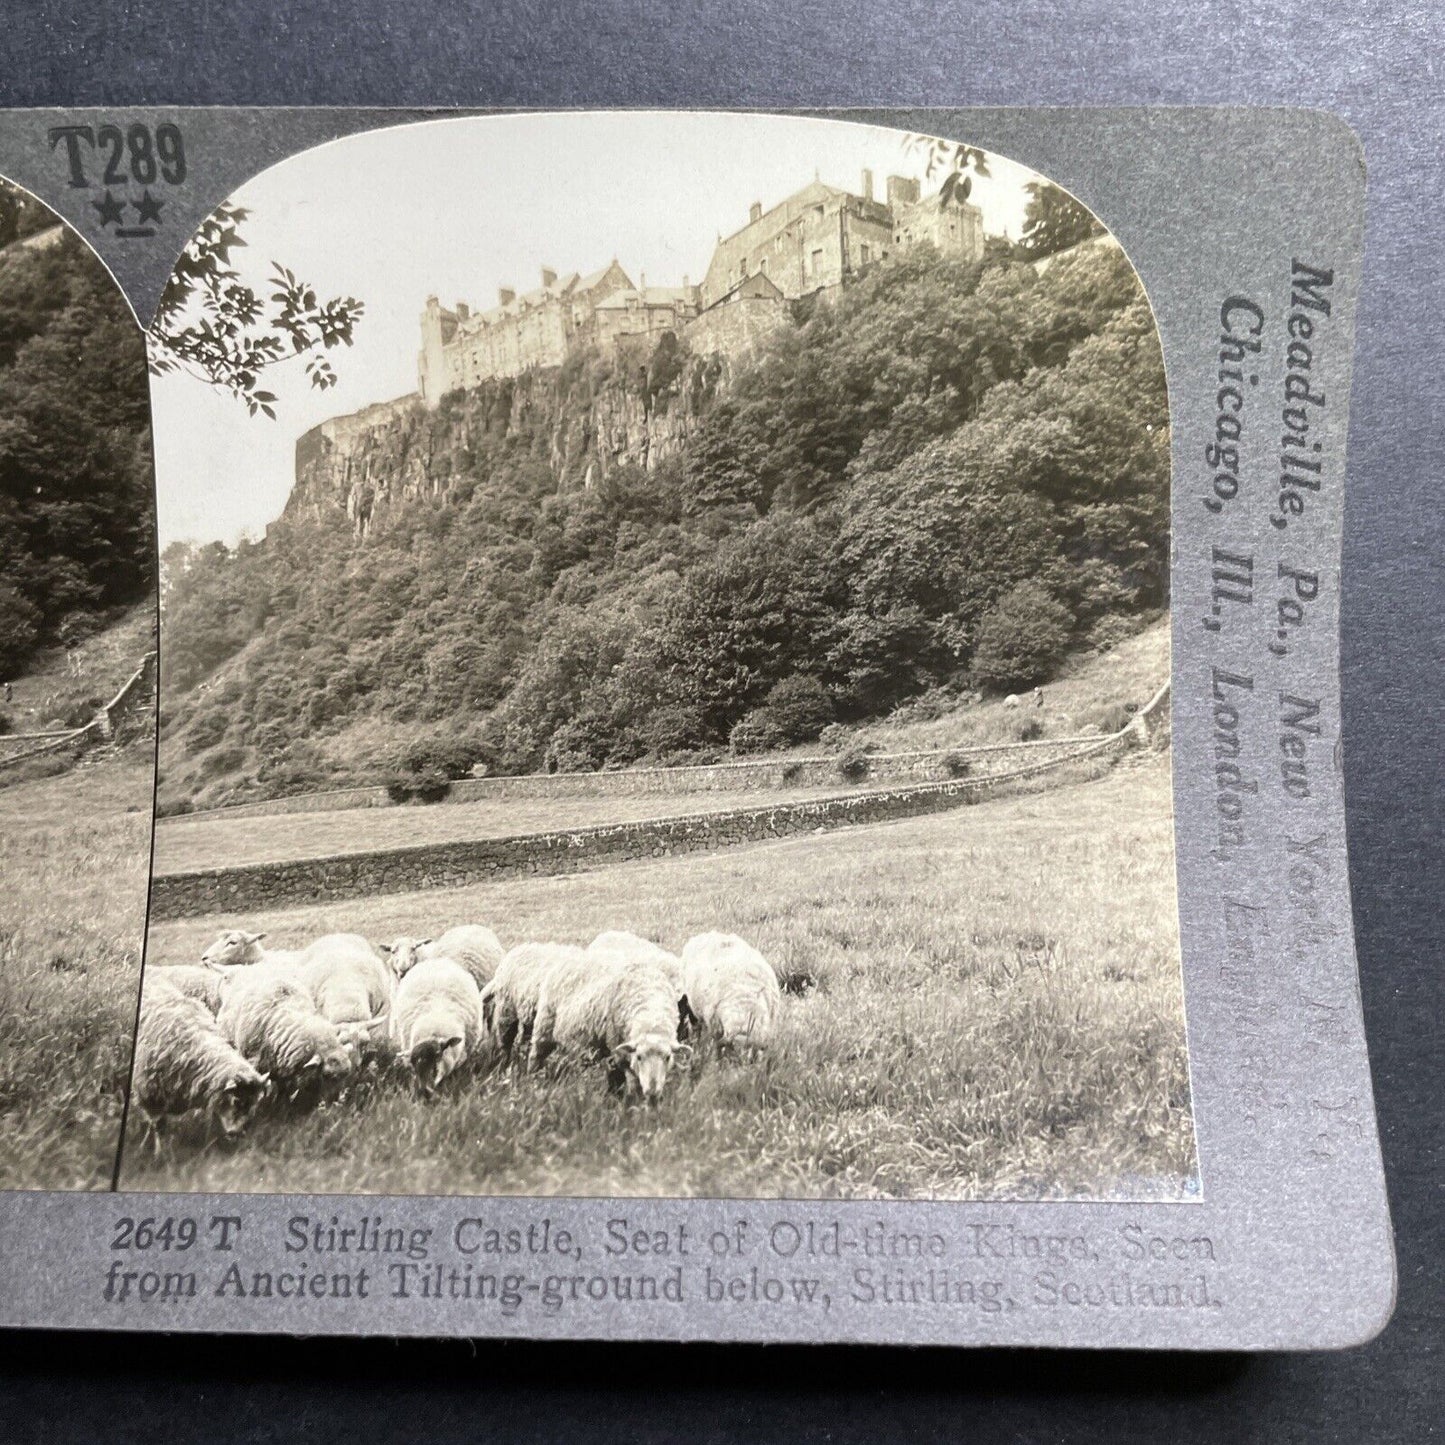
left=970, top=582, right=1075, bottom=691
left=1018, top=181, right=1105, bottom=260
left=0, top=581, right=41, bottom=677
left=148, top=204, right=365, bottom=417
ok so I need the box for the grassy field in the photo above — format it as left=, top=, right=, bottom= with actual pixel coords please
left=0, top=747, right=154, bottom=1190
left=126, top=754, right=1196, bottom=1201
left=153, top=783, right=867, bottom=875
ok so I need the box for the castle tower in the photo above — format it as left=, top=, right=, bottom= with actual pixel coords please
left=418, top=295, right=459, bottom=408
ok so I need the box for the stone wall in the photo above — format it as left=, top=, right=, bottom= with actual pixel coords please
left=148, top=733, right=1131, bottom=921
left=166, top=732, right=1123, bottom=823
left=0, top=652, right=156, bottom=774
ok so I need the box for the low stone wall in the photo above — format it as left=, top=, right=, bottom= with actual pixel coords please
left=0, top=651, right=156, bottom=774
left=148, top=733, right=1130, bottom=921
left=166, top=731, right=1117, bottom=822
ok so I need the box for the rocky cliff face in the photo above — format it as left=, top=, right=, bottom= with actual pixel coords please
left=288, top=345, right=730, bottom=537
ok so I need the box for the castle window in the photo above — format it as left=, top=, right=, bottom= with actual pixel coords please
left=860, top=244, right=871, bottom=265
left=811, top=248, right=823, bottom=277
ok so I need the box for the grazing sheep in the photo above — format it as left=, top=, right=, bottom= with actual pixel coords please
left=132, top=976, right=270, bottom=1140
left=382, top=925, right=504, bottom=988
left=530, top=956, right=688, bottom=1103
left=295, top=940, right=392, bottom=1025
left=680, top=932, right=783, bottom=1052
left=480, top=942, right=591, bottom=1057
left=217, top=972, right=354, bottom=1094
left=391, top=956, right=485, bottom=1094
left=1003, top=694, right=1021, bottom=710
left=199, top=929, right=301, bottom=971
left=154, top=963, right=225, bottom=1014
left=586, top=930, right=684, bottom=1000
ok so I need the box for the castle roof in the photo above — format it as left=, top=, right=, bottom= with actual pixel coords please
left=594, top=283, right=699, bottom=310
left=704, top=271, right=784, bottom=309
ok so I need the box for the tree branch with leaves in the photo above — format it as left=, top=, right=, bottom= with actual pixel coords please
left=905, top=135, right=992, bottom=208
left=147, top=204, right=365, bottom=418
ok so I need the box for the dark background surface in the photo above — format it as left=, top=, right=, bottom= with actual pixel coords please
left=0, top=3, right=1439, bottom=1440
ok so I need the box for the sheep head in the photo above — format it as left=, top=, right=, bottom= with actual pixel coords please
left=614, top=1034, right=689, bottom=1105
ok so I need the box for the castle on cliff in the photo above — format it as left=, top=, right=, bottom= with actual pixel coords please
left=417, top=170, right=984, bottom=407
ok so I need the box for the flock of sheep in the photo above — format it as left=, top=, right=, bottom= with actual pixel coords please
left=133, top=922, right=784, bottom=1144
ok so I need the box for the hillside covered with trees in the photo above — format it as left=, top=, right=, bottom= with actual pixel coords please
left=159, top=237, right=1169, bottom=810
left=0, top=182, right=155, bottom=685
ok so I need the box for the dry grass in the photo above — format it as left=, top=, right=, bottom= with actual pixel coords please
left=0, top=747, right=154, bottom=1190
left=127, top=755, right=1196, bottom=1201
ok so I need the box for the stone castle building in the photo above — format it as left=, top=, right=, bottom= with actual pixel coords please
left=418, top=170, right=984, bottom=406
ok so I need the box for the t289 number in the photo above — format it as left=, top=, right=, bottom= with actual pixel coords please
left=49, top=123, right=187, bottom=189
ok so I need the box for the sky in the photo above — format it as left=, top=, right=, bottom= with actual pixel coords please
left=149, top=111, right=1045, bottom=547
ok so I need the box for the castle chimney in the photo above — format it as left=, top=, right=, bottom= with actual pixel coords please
left=498, top=286, right=516, bottom=306
left=886, top=174, right=921, bottom=211
left=455, top=302, right=470, bottom=320
left=749, top=201, right=762, bottom=224
left=541, top=266, right=558, bottom=288
left=862, top=168, right=874, bottom=201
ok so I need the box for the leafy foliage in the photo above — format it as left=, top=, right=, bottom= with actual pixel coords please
left=970, top=581, right=1076, bottom=692
left=161, top=240, right=1168, bottom=802
left=730, top=675, right=836, bottom=754
left=148, top=205, right=365, bottom=416
left=1019, top=181, right=1105, bottom=260
left=0, top=184, right=154, bottom=678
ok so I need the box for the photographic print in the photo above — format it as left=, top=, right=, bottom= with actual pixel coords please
left=129, top=111, right=1193, bottom=1201
left=0, top=177, right=157, bottom=1190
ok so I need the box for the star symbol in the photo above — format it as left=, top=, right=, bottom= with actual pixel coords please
left=91, top=189, right=124, bottom=228
left=132, top=189, right=164, bottom=225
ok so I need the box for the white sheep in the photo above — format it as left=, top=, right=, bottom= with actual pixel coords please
left=153, top=963, right=226, bottom=1014
left=217, top=971, right=354, bottom=1094
left=586, top=930, right=684, bottom=1001
left=480, top=942, right=592, bottom=1058
left=680, top=932, right=783, bottom=1052
left=530, top=955, right=688, bottom=1103
left=198, top=929, right=302, bottom=970
left=293, top=935, right=392, bottom=1046
left=132, top=975, right=270, bottom=1140
left=382, top=924, right=504, bottom=988
left=390, top=956, right=487, bottom=1093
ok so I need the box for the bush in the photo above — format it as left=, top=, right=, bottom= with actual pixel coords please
left=185, top=707, right=230, bottom=754
left=637, top=703, right=708, bottom=759
left=1083, top=701, right=1132, bottom=735
left=941, top=750, right=972, bottom=778
left=0, top=582, right=41, bottom=678
left=728, top=712, right=781, bottom=756
left=0, top=710, right=12, bottom=736
left=729, top=676, right=835, bottom=755
left=757, top=675, right=835, bottom=744
left=837, top=746, right=872, bottom=783
left=57, top=696, right=104, bottom=730
left=971, top=582, right=1074, bottom=692
left=1017, top=717, right=1044, bottom=742
left=155, top=796, right=194, bottom=818
left=818, top=722, right=849, bottom=751
left=1085, top=611, right=1145, bottom=654
left=199, top=744, right=247, bottom=779
left=385, top=769, right=452, bottom=805
left=400, top=732, right=480, bottom=781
